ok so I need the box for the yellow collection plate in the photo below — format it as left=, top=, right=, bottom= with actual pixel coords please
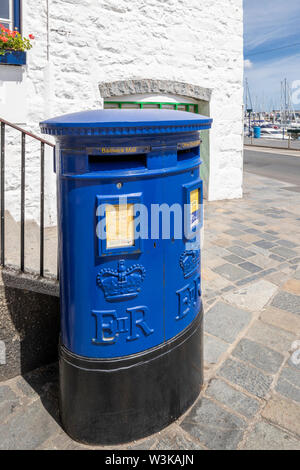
left=106, top=203, right=134, bottom=249
left=190, top=188, right=200, bottom=229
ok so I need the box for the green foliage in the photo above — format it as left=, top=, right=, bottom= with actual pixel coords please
left=0, top=24, right=34, bottom=56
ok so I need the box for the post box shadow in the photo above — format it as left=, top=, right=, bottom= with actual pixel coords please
left=21, top=361, right=61, bottom=427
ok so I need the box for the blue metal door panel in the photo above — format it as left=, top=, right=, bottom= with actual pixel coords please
left=59, top=177, right=165, bottom=358
left=162, top=167, right=202, bottom=341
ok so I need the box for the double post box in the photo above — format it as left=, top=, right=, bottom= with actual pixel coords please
left=40, top=109, right=212, bottom=445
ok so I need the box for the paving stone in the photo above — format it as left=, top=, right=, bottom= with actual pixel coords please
left=259, top=233, right=278, bottom=241
left=232, top=239, right=251, bottom=247
left=223, top=279, right=278, bottom=311
left=262, top=395, right=300, bottom=437
left=0, top=385, right=20, bottom=422
left=205, top=298, right=217, bottom=306
left=276, top=379, right=300, bottom=403
left=202, top=267, right=219, bottom=281
left=226, top=246, right=256, bottom=259
left=153, top=429, right=204, bottom=450
left=40, top=431, right=90, bottom=450
left=205, top=379, right=260, bottom=418
left=278, top=262, right=296, bottom=273
left=223, top=254, right=245, bottom=265
left=267, top=214, right=284, bottom=219
left=238, top=261, right=262, bottom=273
left=282, top=279, right=300, bottom=295
left=253, top=240, right=277, bottom=250
left=244, top=228, right=262, bottom=235
left=271, top=291, right=300, bottom=315
left=235, top=274, right=261, bottom=286
left=218, top=358, right=273, bottom=398
left=239, top=234, right=261, bottom=244
left=278, top=361, right=300, bottom=385
left=270, top=246, right=298, bottom=259
left=253, top=268, right=278, bottom=281
left=242, top=421, right=300, bottom=450
left=290, top=264, right=300, bottom=272
left=288, top=350, right=300, bottom=371
left=252, top=221, right=267, bottom=227
left=295, top=269, right=300, bottom=280
left=232, top=338, right=284, bottom=374
left=204, top=302, right=251, bottom=343
left=249, top=254, right=277, bottom=269
left=260, top=307, right=300, bottom=334
left=251, top=246, right=275, bottom=259
left=202, top=253, right=227, bottom=269
left=276, top=363, right=300, bottom=403
left=204, top=334, right=229, bottom=364
left=269, top=253, right=286, bottom=262
left=224, top=229, right=245, bottom=237
left=220, top=285, right=235, bottom=293
left=128, top=437, right=158, bottom=450
left=16, top=363, right=59, bottom=398
left=213, top=263, right=249, bottom=282
left=180, top=397, right=246, bottom=450
left=276, top=239, right=298, bottom=248
left=203, top=284, right=217, bottom=297
left=232, top=218, right=244, bottom=224
left=0, top=398, right=60, bottom=450
left=214, top=237, right=233, bottom=248
left=246, top=320, right=296, bottom=354
left=205, top=246, right=232, bottom=258
left=265, top=271, right=291, bottom=287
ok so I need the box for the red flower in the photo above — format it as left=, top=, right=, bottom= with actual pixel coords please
left=0, top=36, right=9, bottom=42
left=29, top=34, right=35, bottom=40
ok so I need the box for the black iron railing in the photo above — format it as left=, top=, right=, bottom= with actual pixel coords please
left=0, top=117, right=55, bottom=277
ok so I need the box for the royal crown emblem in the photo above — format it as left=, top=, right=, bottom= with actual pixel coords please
left=96, top=260, right=146, bottom=302
left=180, top=249, right=200, bottom=278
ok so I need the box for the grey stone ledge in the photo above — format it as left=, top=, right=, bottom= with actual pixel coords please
left=0, top=267, right=59, bottom=297
left=99, top=79, right=212, bottom=102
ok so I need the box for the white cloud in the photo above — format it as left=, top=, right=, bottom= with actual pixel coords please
left=244, top=0, right=300, bottom=50
left=244, top=52, right=300, bottom=109
left=244, top=59, right=253, bottom=69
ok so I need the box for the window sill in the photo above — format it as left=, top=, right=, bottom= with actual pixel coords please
left=0, top=51, right=26, bottom=66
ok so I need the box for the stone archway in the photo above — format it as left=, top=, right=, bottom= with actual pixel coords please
left=98, top=79, right=211, bottom=103
left=98, top=79, right=212, bottom=196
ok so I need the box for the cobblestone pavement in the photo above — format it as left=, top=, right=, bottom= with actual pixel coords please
left=0, top=171, right=300, bottom=450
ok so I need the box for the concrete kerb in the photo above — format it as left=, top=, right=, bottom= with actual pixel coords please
left=0, top=267, right=59, bottom=298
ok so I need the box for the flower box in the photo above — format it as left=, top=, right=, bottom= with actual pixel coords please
left=0, top=50, right=26, bottom=65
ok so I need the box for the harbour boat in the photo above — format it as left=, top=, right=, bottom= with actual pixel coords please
left=259, top=127, right=288, bottom=139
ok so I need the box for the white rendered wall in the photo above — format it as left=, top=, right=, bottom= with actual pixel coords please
left=0, top=0, right=244, bottom=225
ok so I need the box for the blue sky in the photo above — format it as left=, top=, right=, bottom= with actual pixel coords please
left=244, top=0, right=300, bottom=110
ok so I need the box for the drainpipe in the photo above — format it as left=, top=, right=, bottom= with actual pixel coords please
left=46, top=0, right=50, bottom=62
left=44, top=0, right=52, bottom=117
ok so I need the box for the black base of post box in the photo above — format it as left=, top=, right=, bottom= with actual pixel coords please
left=59, top=309, right=203, bottom=446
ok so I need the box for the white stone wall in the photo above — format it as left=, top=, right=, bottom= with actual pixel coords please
left=1, top=0, right=244, bottom=225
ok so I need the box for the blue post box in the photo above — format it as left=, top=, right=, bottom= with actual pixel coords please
left=40, top=109, right=212, bottom=445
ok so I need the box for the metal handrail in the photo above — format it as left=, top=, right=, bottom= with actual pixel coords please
left=0, top=117, right=56, bottom=277
left=0, top=117, right=55, bottom=147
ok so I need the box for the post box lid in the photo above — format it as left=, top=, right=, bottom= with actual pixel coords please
left=40, top=109, right=212, bottom=136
